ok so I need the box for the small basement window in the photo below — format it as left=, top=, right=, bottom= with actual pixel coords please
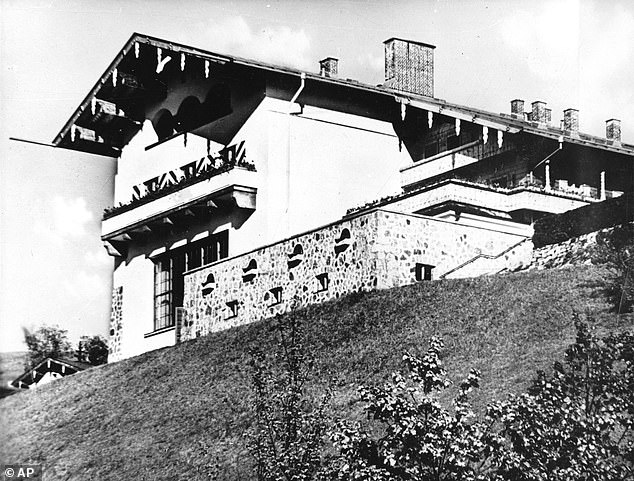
left=268, top=287, right=283, bottom=306
left=226, top=300, right=239, bottom=319
left=415, top=263, right=435, bottom=281
left=316, top=273, right=329, bottom=292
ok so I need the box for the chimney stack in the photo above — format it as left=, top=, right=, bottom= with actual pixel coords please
left=510, top=99, right=524, bottom=118
left=319, top=57, right=339, bottom=78
left=383, top=37, right=435, bottom=97
left=531, top=101, right=548, bottom=124
left=606, top=119, right=621, bottom=143
left=563, top=108, right=579, bottom=134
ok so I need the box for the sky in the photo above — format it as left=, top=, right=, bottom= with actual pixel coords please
left=1, top=0, right=633, bottom=352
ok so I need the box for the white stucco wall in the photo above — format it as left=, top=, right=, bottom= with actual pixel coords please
left=109, top=95, right=409, bottom=360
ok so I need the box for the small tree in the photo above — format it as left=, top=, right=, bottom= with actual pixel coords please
left=76, top=335, right=109, bottom=365
left=328, top=320, right=634, bottom=480
left=23, top=325, right=73, bottom=369
left=594, top=223, right=634, bottom=313
left=491, top=317, right=634, bottom=480
left=328, top=337, right=498, bottom=480
left=249, top=314, right=333, bottom=481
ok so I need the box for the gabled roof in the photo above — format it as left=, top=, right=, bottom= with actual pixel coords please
left=11, top=357, right=91, bottom=389
left=53, top=33, right=634, bottom=157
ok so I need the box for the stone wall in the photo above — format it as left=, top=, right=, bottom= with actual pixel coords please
left=182, top=209, right=529, bottom=340
left=109, top=286, right=124, bottom=361
left=182, top=212, right=382, bottom=339
left=530, top=228, right=604, bottom=270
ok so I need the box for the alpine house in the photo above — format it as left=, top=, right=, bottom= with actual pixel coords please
left=52, top=34, right=634, bottom=361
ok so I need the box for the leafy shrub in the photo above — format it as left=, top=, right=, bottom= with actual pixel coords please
left=325, top=318, right=634, bottom=480
left=491, top=317, right=634, bottom=480
left=76, top=335, right=109, bottom=365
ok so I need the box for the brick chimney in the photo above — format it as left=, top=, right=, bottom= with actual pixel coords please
left=319, top=57, right=338, bottom=78
left=531, top=101, right=548, bottom=124
left=384, top=37, right=435, bottom=96
left=510, top=99, right=524, bottom=118
left=563, top=108, right=579, bottom=134
left=606, top=119, right=621, bottom=143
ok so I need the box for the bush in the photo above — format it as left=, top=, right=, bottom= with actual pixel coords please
left=76, top=336, right=109, bottom=365
left=326, top=318, right=634, bottom=480
left=326, top=337, right=498, bottom=480
left=491, top=317, right=634, bottom=480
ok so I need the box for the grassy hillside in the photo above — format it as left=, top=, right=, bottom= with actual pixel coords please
left=1, top=266, right=632, bottom=480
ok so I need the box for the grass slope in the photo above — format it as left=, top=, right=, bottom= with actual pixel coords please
left=1, top=267, right=632, bottom=480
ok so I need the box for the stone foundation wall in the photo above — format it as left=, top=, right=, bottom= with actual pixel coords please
left=182, top=209, right=529, bottom=340
left=109, top=286, right=124, bottom=362
left=530, top=228, right=606, bottom=270
left=182, top=212, right=382, bottom=339
left=374, top=211, right=531, bottom=285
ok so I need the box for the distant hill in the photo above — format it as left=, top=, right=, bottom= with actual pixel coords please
left=1, top=266, right=632, bottom=480
left=0, top=352, right=27, bottom=399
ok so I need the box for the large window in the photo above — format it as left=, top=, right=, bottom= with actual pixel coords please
left=153, top=230, right=229, bottom=331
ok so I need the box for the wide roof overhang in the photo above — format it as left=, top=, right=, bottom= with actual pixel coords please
left=53, top=33, right=634, bottom=159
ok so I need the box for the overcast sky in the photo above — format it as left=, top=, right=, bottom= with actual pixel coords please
left=1, top=0, right=633, bottom=352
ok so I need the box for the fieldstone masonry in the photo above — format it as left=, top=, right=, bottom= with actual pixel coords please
left=529, top=226, right=622, bottom=270
left=109, top=286, right=124, bottom=361
left=182, top=209, right=529, bottom=340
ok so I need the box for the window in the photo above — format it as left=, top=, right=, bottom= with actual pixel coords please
left=153, top=230, right=229, bottom=331
left=316, top=273, right=329, bottom=292
left=226, top=300, right=239, bottom=319
left=268, top=287, right=283, bottom=306
left=424, top=141, right=438, bottom=159
left=446, top=135, right=460, bottom=150
left=415, top=263, right=435, bottom=282
left=153, top=254, right=184, bottom=331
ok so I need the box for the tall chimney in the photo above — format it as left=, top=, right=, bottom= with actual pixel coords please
left=510, top=99, right=524, bottom=118
left=531, top=101, right=547, bottom=124
left=319, top=57, right=338, bottom=78
left=606, top=119, right=621, bottom=143
left=563, top=108, right=579, bottom=134
left=383, top=37, right=435, bottom=97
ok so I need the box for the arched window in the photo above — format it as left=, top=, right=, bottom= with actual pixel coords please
left=287, top=244, right=304, bottom=269
left=176, top=96, right=204, bottom=131
left=204, top=83, right=232, bottom=122
left=152, top=109, right=175, bottom=141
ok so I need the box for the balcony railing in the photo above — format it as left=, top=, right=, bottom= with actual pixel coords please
left=347, top=177, right=608, bottom=218
left=103, top=158, right=256, bottom=220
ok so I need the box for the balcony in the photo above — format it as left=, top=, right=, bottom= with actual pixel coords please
left=102, top=161, right=257, bottom=255
left=390, top=179, right=597, bottom=217
left=400, top=139, right=514, bottom=191
left=401, top=144, right=480, bottom=190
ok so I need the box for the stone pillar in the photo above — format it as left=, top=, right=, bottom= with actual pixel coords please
left=545, top=161, right=551, bottom=191
left=600, top=171, right=606, bottom=200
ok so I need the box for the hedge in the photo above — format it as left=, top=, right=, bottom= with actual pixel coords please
left=533, top=192, right=634, bottom=248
